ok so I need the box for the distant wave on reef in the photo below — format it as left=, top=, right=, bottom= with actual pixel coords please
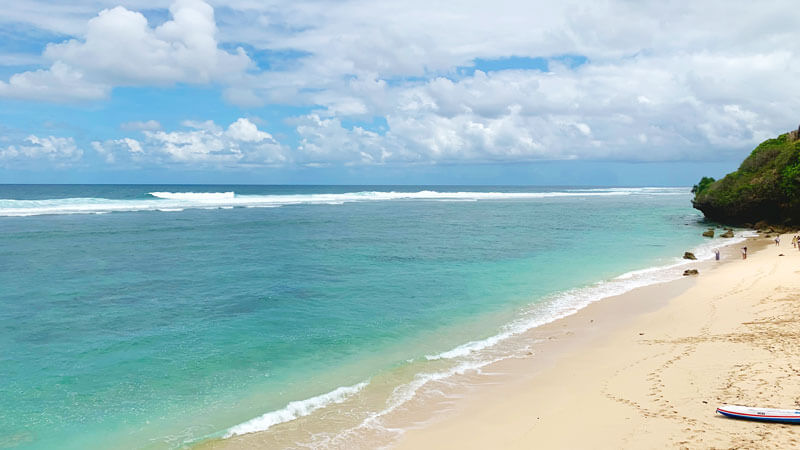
left=0, top=188, right=687, bottom=217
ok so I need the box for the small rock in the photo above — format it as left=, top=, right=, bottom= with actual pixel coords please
left=683, top=251, right=697, bottom=260
left=779, top=254, right=785, bottom=256
left=721, top=230, right=735, bottom=238
left=683, top=269, right=699, bottom=276
left=702, top=229, right=714, bottom=238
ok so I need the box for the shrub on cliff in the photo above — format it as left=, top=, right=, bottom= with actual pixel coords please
left=692, top=133, right=800, bottom=225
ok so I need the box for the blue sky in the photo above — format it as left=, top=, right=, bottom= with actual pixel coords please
left=1, top=0, right=798, bottom=184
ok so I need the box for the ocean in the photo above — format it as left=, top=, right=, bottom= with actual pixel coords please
left=0, top=185, right=742, bottom=448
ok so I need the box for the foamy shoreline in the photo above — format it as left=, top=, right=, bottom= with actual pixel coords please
left=196, top=230, right=757, bottom=449
left=395, top=232, right=800, bottom=449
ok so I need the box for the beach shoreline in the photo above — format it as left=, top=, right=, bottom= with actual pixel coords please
left=202, top=232, right=772, bottom=449
left=393, top=232, right=800, bottom=449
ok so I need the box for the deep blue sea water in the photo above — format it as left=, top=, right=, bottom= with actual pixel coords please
left=0, top=185, right=732, bottom=448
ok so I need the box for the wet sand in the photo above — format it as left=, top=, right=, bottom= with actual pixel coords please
left=395, top=233, right=800, bottom=449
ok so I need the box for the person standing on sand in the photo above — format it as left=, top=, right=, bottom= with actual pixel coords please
left=714, top=249, right=720, bottom=261
left=775, top=236, right=780, bottom=246
left=741, top=246, right=747, bottom=259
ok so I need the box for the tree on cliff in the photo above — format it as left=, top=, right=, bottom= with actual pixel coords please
left=691, top=177, right=715, bottom=195
left=692, top=131, right=800, bottom=226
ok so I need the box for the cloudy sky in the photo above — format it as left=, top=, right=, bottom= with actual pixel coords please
left=1, top=0, right=798, bottom=184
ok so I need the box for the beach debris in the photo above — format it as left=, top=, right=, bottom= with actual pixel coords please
left=683, top=251, right=697, bottom=260
left=702, top=229, right=715, bottom=238
left=779, top=254, right=785, bottom=256
left=683, top=269, right=699, bottom=276
left=721, top=230, right=735, bottom=238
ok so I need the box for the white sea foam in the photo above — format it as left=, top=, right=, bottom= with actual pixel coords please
left=425, top=231, right=753, bottom=362
left=567, top=187, right=688, bottom=194
left=149, top=191, right=235, bottom=200
left=309, top=357, right=508, bottom=448
left=0, top=189, right=651, bottom=217
left=224, top=381, right=369, bottom=437
left=363, top=358, right=501, bottom=427
left=218, top=229, right=756, bottom=446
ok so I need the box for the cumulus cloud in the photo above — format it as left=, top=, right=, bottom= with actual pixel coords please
left=204, top=0, right=800, bottom=163
left=0, top=0, right=251, bottom=101
left=3, top=0, right=800, bottom=167
left=0, top=135, right=83, bottom=166
left=92, top=117, right=287, bottom=166
left=288, top=57, right=794, bottom=164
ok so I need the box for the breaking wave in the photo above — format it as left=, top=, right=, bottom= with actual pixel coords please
left=0, top=188, right=687, bottom=217
left=423, top=230, right=752, bottom=362
left=223, top=382, right=369, bottom=437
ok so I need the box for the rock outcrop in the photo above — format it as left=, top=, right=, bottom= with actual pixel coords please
left=683, top=269, right=699, bottom=276
left=692, top=128, right=800, bottom=226
left=702, top=229, right=714, bottom=237
left=683, top=252, right=697, bottom=260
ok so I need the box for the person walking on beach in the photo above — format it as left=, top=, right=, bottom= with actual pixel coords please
left=741, top=246, right=747, bottom=259
left=793, top=235, right=797, bottom=248
left=775, top=236, right=780, bottom=246
left=714, top=248, right=720, bottom=261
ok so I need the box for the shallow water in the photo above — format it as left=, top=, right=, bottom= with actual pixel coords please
left=0, top=185, right=726, bottom=448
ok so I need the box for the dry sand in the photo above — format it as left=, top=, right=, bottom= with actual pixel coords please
left=394, top=233, right=800, bottom=449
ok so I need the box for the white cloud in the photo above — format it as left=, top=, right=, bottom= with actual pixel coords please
left=121, top=120, right=162, bottom=131
left=0, top=61, right=109, bottom=102
left=3, top=0, right=800, bottom=166
left=0, top=135, right=83, bottom=166
left=225, top=118, right=272, bottom=142
left=93, top=117, right=287, bottom=166
left=0, top=0, right=251, bottom=101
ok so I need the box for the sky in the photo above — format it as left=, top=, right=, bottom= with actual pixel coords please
left=0, top=0, right=799, bottom=185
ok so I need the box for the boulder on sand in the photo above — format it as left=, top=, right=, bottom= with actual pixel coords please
left=683, top=252, right=697, bottom=260
left=683, top=269, right=699, bottom=276
left=702, top=229, right=714, bottom=238
left=721, top=230, right=735, bottom=238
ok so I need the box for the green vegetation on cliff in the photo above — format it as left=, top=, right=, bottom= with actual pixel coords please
left=692, top=132, right=800, bottom=225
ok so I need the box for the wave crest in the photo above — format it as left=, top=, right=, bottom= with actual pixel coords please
left=223, top=381, right=369, bottom=437
left=148, top=191, right=235, bottom=200
left=1, top=189, right=682, bottom=217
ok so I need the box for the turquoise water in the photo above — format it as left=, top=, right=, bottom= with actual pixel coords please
left=0, top=185, right=717, bottom=448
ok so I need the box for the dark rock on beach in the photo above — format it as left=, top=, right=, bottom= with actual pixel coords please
left=683, top=252, right=697, bottom=260
left=720, top=230, right=735, bottom=238
left=683, top=269, right=699, bottom=276
left=702, top=229, right=715, bottom=237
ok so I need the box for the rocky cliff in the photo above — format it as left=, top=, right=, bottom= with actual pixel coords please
left=692, top=127, right=800, bottom=226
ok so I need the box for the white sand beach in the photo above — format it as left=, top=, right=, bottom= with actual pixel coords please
left=394, top=233, right=800, bottom=449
